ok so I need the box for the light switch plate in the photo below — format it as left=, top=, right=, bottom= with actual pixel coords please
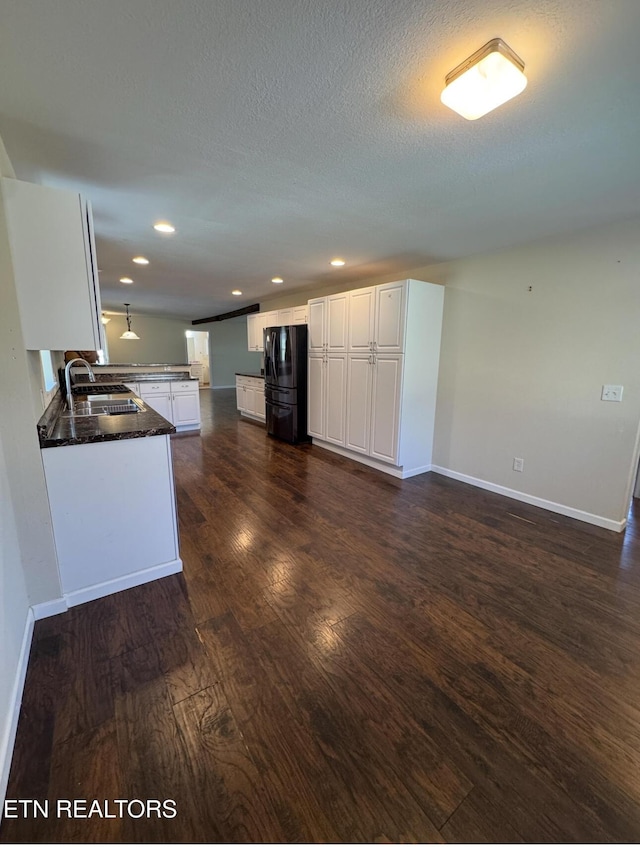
left=601, top=385, right=623, bottom=402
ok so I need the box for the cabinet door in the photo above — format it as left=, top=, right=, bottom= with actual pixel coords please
left=2, top=179, right=104, bottom=351
left=277, top=308, right=292, bottom=325
left=345, top=354, right=372, bottom=454
left=375, top=281, right=406, bottom=352
left=141, top=390, right=173, bottom=423
left=254, top=380, right=266, bottom=420
left=370, top=354, right=403, bottom=464
left=247, top=315, right=260, bottom=351
left=327, top=293, right=349, bottom=351
left=348, top=287, right=375, bottom=352
left=325, top=354, right=347, bottom=446
left=292, top=306, right=307, bottom=324
left=172, top=390, right=200, bottom=426
left=123, top=382, right=139, bottom=395
left=307, top=354, right=326, bottom=439
left=307, top=299, right=326, bottom=352
left=244, top=384, right=256, bottom=415
left=236, top=379, right=245, bottom=411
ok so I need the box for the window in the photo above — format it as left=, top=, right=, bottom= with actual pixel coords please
left=39, top=350, right=58, bottom=407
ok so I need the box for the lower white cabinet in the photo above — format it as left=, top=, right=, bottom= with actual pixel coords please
left=138, top=380, right=201, bottom=431
left=308, top=353, right=347, bottom=445
left=41, top=435, right=182, bottom=603
left=236, top=375, right=265, bottom=421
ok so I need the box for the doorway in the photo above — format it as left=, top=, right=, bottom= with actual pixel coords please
left=186, top=330, right=210, bottom=387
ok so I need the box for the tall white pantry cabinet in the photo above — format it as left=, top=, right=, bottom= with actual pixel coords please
left=308, top=279, right=444, bottom=478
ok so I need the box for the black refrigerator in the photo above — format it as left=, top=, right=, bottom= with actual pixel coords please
left=263, top=324, right=309, bottom=444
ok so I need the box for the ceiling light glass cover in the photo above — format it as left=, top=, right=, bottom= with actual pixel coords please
left=120, top=303, right=140, bottom=340
left=271, top=277, right=283, bottom=284
left=132, top=256, right=149, bottom=265
left=153, top=221, right=175, bottom=233
left=330, top=258, right=345, bottom=267
left=232, top=290, right=242, bottom=296
left=120, top=277, right=134, bottom=284
left=440, top=38, right=527, bottom=120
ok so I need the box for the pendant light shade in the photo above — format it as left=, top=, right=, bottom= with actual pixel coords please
left=100, top=313, right=111, bottom=325
left=120, top=303, right=140, bottom=340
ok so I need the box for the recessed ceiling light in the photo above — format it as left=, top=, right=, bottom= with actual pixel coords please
left=330, top=258, right=346, bottom=267
left=153, top=221, right=175, bottom=234
left=120, top=277, right=134, bottom=284
left=232, top=289, right=242, bottom=296
left=132, top=256, right=149, bottom=265
left=271, top=277, right=284, bottom=284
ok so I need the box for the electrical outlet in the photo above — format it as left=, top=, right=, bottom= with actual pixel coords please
left=513, top=457, right=524, bottom=472
left=601, top=385, right=623, bottom=402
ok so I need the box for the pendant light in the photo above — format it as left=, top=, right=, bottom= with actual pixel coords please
left=100, top=313, right=111, bottom=325
left=120, top=303, right=140, bottom=340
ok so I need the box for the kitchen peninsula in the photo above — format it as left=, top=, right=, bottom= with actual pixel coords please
left=37, top=385, right=182, bottom=608
left=71, top=362, right=201, bottom=431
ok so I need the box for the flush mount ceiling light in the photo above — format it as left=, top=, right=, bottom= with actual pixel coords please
left=232, top=289, right=242, bottom=296
left=100, top=313, right=111, bottom=325
left=153, top=221, right=175, bottom=233
left=119, top=303, right=140, bottom=340
left=271, top=277, right=284, bottom=284
left=132, top=256, right=149, bottom=265
left=330, top=258, right=346, bottom=267
left=120, top=277, right=134, bottom=284
left=440, top=38, right=527, bottom=120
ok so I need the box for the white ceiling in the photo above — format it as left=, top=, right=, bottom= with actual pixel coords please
left=1, top=0, right=639, bottom=319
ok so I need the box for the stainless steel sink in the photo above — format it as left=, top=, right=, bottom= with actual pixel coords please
left=62, top=397, right=141, bottom=417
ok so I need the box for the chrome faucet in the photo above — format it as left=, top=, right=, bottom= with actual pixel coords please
left=65, top=357, right=96, bottom=412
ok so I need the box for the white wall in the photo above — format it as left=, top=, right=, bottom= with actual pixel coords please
left=105, top=313, right=191, bottom=364
left=428, top=217, right=640, bottom=526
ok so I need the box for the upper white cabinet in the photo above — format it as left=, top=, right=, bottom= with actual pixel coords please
left=307, top=292, right=348, bottom=352
left=348, top=280, right=406, bottom=353
left=247, top=308, right=301, bottom=352
left=1, top=178, right=104, bottom=351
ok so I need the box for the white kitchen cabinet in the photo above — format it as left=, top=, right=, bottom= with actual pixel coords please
left=369, top=354, right=403, bottom=464
left=235, top=375, right=265, bottom=422
left=41, top=435, right=181, bottom=604
left=248, top=305, right=309, bottom=351
left=123, top=381, right=139, bottom=395
left=293, top=305, right=308, bottom=324
left=311, top=279, right=444, bottom=479
left=139, top=380, right=201, bottom=431
left=348, top=280, right=406, bottom=353
left=308, top=353, right=347, bottom=444
left=307, top=292, right=348, bottom=353
left=1, top=177, right=104, bottom=351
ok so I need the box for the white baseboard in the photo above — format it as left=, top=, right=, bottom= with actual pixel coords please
left=240, top=411, right=266, bottom=424
left=311, top=439, right=432, bottom=479
left=430, top=466, right=626, bottom=533
left=1, top=608, right=34, bottom=813
left=64, top=558, right=183, bottom=608
left=31, top=597, right=68, bottom=621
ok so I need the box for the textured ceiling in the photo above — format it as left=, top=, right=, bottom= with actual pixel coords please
left=1, top=0, right=639, bottom=319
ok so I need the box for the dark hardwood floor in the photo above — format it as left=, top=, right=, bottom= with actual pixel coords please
left=3, top=388, right=640, bottom=843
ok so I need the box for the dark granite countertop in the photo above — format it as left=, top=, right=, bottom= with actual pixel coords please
left=235, top=372, right=264, bottom=379
left=74, top=372, right=194, bottom=385
left=87, top=363, right=191, bottom=368
left=38, top=391, right=175, bottom=449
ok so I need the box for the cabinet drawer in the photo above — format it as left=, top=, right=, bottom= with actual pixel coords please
left=139, top=382, right=167, bottom=393
left=171, top=380, right=198, bottom=393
